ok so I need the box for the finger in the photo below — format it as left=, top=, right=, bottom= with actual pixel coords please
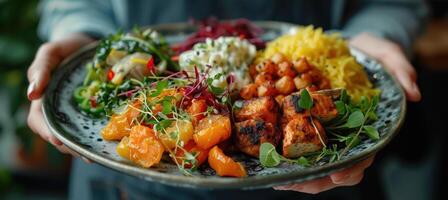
left=349, top=33, right=421, bottom=102
left=81, top=157, right=93, bottom=164
left=274, top=176, right=337, bottom=194
left=54, top=145, right=74, bottom=155
left=330, top=156, right=374, bottom=184
left=27, top=44, right=62, bottom=100
left=27, top=35, right=94, bottom=100
left=336, top=172, right=364, bottom=186
left=382, top=54, right=421, bottom=102
left=27, top=99, right=63, bottom=146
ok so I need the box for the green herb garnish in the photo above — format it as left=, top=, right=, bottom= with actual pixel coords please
left=298, top=89, right=313, bottom=110
left=259, top=143, right=310, bottom=168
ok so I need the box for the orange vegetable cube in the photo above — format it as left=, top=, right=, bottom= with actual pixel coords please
left=239, top=83, right=258, bottom=100
left=255, top=60, right=277, bottom=75
left=293, top=76, right=310, bottom=90
left=208, top=146, right=247, bottom=177
left=101, top=101, right=141, bottom=140
left=187, top=99, right=208, bottom=126
left=270, top=53, right=285, bottom=64
left=275, top=76, right=295, bottom=95
left=275, top=95, right=285, bottom=105
left=159, top=120, right=194, bottom=150
left=257, top=81, right=278, bottom=97
left=175, top=141, right=209, bottom=168
left=293, top=57, right=311, bottom=73
left=277, top=61, right=296, bottom=78
left=254, top=73, right=273, bottom=85
left=193, top=115, right=231, bottom=149
left=116, top=136, right=130, bottom=160
left=128, top=125, right=164, bottom=168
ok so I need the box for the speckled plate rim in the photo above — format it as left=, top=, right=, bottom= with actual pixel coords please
left=42, top=21, right=406, bottom=189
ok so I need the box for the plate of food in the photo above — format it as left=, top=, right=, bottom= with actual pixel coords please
left=42, top=19, right=406, bottom=189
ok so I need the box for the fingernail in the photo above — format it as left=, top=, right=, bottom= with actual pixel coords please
left=81, top=157, right=92, bottom=164
left=333, top=174, right=351, bottom=184
left=273, top=186, right=290, bottom=191
left=49, top=137, right=63, bottom=146
left=412, top=83, right=421, bottom=101
left=27, top=82, right=36, bottom=100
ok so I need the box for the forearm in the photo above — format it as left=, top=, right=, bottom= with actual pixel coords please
left=343, top=0, right=429, bottom=56
left=38, top=0, right=116, bottom=41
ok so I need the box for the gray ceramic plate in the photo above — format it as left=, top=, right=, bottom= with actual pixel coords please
left=42, top=21, right=406, bottom=189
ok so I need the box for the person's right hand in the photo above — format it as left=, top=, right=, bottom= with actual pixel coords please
left=27, top=34, right=94, bottom=156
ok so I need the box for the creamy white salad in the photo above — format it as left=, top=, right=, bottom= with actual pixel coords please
left=179, top=37, right=256, bottom=90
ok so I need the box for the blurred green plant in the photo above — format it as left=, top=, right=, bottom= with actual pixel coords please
left=0, top=0, right=40, bottom=67
left=0, top=167, right=12, bottom=191
left=0, top=0, right=39, bottom=148
left=0, top=0, right=67, bottom=190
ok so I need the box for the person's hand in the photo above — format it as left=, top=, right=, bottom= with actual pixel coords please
left=274, top=157, right=374, bottom=194
left=350, top=32, right=421, bottom=102
left=27, top=34, right=94, bottom=156
left=274, top=33, right=421, bottom=194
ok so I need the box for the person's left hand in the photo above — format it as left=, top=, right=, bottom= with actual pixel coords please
left=274, top=157, right=374, bottom=194
left=274, top=32, right=421, bottom=194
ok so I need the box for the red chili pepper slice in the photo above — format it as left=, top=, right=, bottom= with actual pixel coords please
left=90, top=96, right=97, bottom=108
left=107, top=69, right=115, bottom=81
left=171, top=55, right=180, bottom=62
left=146, top=56, right=155, bottom=73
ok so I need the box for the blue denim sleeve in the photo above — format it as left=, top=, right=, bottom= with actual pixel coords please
left=343, top=0, right=429, bottom=55
left=38, top=0, right=117, bottom=41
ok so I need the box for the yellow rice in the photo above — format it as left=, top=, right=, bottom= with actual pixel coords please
left=256, top=26, right=379, bottom=100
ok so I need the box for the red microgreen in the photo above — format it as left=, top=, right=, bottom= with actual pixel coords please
left=171, top=17, right=265, bottom=54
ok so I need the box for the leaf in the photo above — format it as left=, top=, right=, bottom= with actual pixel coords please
left=363, top=126, right=380, bottom=140
left=206, top=74, right=225, bottom=96
left=259, top=143, right=282, bottom=167
left=208, top=84, right=225, bottom=96
left=370, top=95, right=379, bottom=109
left=298, top=89, right=313, bottom=110
left=335, top=100, right=346, bottom=115
left=162, top=100, right=172, bottom=114
left=340, top=89, right=348, bottom=103
left=345, top=134, right=360, bottom=149
left=344, top=111, right=364, bottom=128
left=297, top=156, right=310, bottom=167
left=367, top=111, right=378, bottom=121
left=150, top=80, right=168, bottom=97
left=330, top=154, right=338, bottom=163
left=156, top=119, right=173, bottom=131
left=360, top=96, right=369, bottom=112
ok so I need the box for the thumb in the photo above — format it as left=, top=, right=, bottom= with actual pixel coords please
left=27, top=34, right=94, bottom=100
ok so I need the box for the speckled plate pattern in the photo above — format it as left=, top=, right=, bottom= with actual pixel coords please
left=42, top=21, right=406, bottom=189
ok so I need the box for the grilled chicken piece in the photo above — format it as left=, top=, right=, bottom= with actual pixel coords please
left=310, top=92, right=338, bottom=122
left=235, top=119, right=279, bottom=157
left=235, top=96, right=278, bottom=124
left=282, top=116, right=327, bottom=158
left=281, top=91, right=338, bottom=126
left=282, top=93, right=305, bottom=123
